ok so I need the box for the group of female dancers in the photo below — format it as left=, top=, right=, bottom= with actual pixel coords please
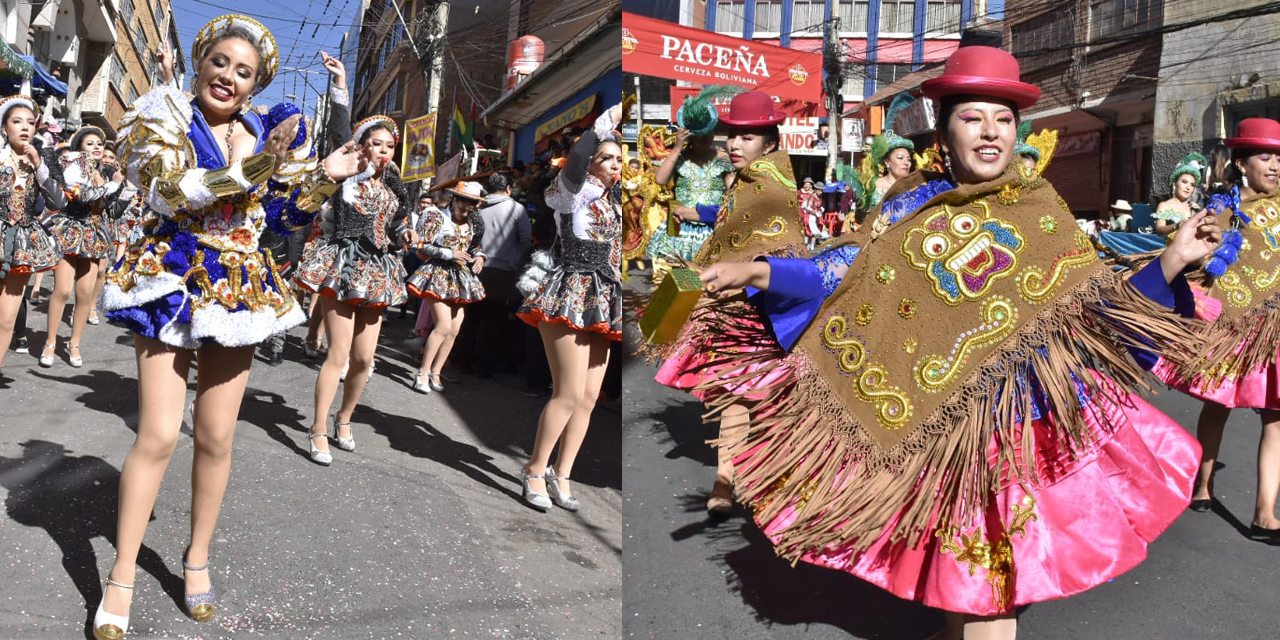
left=0, top=14, right=620, bottom=639
left=647, top=45, right=1278, bottom=639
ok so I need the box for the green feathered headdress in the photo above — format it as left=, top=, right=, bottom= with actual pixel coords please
left=879, top=92, right=916, bottom=161
left=677, top=85, right=745, bottom=136
left=1014, top=119, right=1038, bottom=161
left=1169, top=151, right=1207, bottom=189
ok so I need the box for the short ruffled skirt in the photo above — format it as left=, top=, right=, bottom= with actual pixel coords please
left=295, top=237, right=407, bottom=308
left=44, top=213, right=112, bottom=260
left=407, top=257, right=485, bottom=305
left=1, top=219, right=60, bottom=279
left=517, top=265, right=620, bottom=340
left=102, top=235, right=305, bottom=349
left=751, top=380, right=1199, bottom=616
left=1152, top=285, right=1280, bottom=409
left=646, top=220, right=713, bottom=263
left=112, top=211, right=143, bottom=247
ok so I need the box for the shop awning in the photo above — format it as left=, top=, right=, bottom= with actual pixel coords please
left=481, top=8, right=621, bottom=130
left=20, top=55, right=68, bottom=97
left=0, top=40, right=34, bottom=79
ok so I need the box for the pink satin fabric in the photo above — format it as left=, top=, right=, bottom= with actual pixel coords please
left=747, top=376, right=1200, bottom=616
left=1151, top=285, right=1280, bottom=409
left=654, top=312, right=791, bottom=401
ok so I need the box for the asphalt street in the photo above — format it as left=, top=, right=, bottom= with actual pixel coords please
left=0, top=290, right=621, bottom=639
left=621, top=270, right=1280, bottom=640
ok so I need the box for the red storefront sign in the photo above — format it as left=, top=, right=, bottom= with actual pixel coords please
left=668, top=86, right=825, bottom=123
left=622, top=12, right=823, bottom=104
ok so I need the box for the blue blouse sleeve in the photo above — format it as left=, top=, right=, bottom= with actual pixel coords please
left=1119, top=258, right=1196, bottom=370
left=747, top=243, right=863, bottom=350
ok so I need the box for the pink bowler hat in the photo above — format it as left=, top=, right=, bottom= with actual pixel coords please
left=1225, top=118, right=1280, bottom=150
left=922, top=46, right=1041, bottom=109
left=718, top=91, right=786, bottom=127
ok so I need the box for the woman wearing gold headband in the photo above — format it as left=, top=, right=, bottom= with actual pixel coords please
left=38, top=124, right=124, bottom=368
left=92, top=16, right=365, bottom=639
left=0, top=95, right=66, bottom=379
left=696, top=47, right=1221, bottom=638
left=296, top=114, right=414, bottom=465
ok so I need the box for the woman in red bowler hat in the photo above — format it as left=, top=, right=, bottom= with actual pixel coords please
left=695, top=45, right=1223, bottom=638
left=641, top=89, right=812, bottom=514
left=1150, top=116, right=1280, bottom=544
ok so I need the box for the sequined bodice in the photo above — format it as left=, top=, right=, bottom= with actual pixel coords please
left=344, top=179, right=397, bottom=249
left=674, top=158, right=733, bottom=207
left=1, top=165, right=37, bottom=225
left=423, top=212, right=473, bottom=254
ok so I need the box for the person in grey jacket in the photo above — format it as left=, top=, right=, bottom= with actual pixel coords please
left=467, top=172, right=531, bottom=376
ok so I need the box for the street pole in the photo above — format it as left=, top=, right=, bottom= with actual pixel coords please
left=824, top=17, right=841, bottom=183
left=634, top=75, right=642, bottom=155
left=390, top=0, right=450, bottom=187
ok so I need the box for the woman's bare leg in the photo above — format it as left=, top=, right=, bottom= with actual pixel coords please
left=548, top=333, right=610, bottom=497
left=44, top=257, right=76, bottom=350
left=332, top=306, right=383, bottom=438
left=101, top=336, right=193, bottom=618
left=311, top=296, right=356, bottom=452
left=1194, top=402, right=1230, bottom=501
left=524, top=322, right=592, bottom=494
left=185, top=344, right=256, bottom=595
left=1254, top=410, right=1280, bottom=529
left=0, top=273, right=32, bottom=370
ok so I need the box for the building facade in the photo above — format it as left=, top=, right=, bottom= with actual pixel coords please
left=1152, top=1, right=1280, bottom=199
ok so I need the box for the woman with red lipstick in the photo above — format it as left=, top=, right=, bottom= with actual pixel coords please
left=296, top=114, right=414, bottom=465
left=643, top=90, right=812, bottom=514
left=695, top=47, right=1220, bottom=639
left=0, top=95, right=66, bottom=379
left=516, top=104, right=623, bottom=513
left=1151, top=118, right=1280, bottom=544
left=39, top=125, right=124, bottom=368
left=92, top=15, right=363, bottom=639
left=406, top=177, right=485, bottom=394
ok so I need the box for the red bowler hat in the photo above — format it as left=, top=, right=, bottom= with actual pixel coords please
left=1225, top=118, right=1280, bottom=150
left=921, top=46, right=1041, bottom=109
left=718, top=91, right=786, bottom=127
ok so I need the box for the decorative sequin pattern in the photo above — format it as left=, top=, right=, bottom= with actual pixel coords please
left=901, top=200, right=1025, bottom=306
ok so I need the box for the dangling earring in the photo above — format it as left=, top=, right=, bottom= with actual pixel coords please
left=1242, top=174, right=1250, bottom=190
left=239, top=96, right=254, bottom=115
left=944, top=154, right=955, bottom=181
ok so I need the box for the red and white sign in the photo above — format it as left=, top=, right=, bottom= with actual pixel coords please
left=668, top=86, right=825, bottom=123
left=622, top=12, right=824, bottom=104
left=780, top=117, right=826, bottom=156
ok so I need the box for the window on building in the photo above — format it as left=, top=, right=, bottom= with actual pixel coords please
left=837, top=1, right=871, bottom=33
left=1090, top=0, right=1162, bottom=39
left=792, top=0, right=825, bottom=34
left=879, top=1, right=914, bottom=34
left=924, top=1, right=963, bottom=35
left=110, top=52, right=126, bottom=94
left=754, top=0, right=783, bottom=34
left=840, top=67, right=864, bottom=99
left=382, top=76, right=402, bottom=114
left=128, top=81, right=139, bottom=104
left=133, top=20, right=148, bottom=58
left=148, top=50, right=158, bottom=84
left=1012, top=7, right=1074, bottom=66
left=156, top=4, right=166, bottom=30
left=120, top=0, right=135, bottom=26
left=715, top=1, right=745, bottom=33
left=872, top=63, right=914, bottom=93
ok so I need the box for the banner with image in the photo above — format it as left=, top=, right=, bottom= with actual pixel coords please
left=402, top=113, right=438, bottom=183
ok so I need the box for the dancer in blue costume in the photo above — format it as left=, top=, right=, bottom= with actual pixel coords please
left=91, top=16, right=366, bottom=640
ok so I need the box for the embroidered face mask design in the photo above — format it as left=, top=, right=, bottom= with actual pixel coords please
left=1246, top=199, right=1280, bottom=252
left=902, top=200, right=1025, bottom=305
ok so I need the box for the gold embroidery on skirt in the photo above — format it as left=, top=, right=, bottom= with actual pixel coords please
left=936, top=495, right=1038, bottom=612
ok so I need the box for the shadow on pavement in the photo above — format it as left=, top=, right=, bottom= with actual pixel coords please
left=721, top=522, right=943, bottom=639
left=0, top=440, right=185, bottom=638
left=238, top=387, right=312, bottom=460
left=356, top=404, right=525, bottom=501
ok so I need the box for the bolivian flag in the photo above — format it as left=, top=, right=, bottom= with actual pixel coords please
left=451, top=100, right=474, bottom=151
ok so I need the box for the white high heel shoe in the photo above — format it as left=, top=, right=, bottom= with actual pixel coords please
left=308, top=429, right=332, bottom=466
left=93, top=577, right=133, bottom=640
left=332, top=418, right=355, bottom=452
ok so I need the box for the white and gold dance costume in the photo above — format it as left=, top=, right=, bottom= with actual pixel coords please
left=102, top=84, right=336, bottom=348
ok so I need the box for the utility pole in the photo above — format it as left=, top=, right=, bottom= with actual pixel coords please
left=823, top=16, right=842, bottom=183
left=390, top=0, right=450, bottom=186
